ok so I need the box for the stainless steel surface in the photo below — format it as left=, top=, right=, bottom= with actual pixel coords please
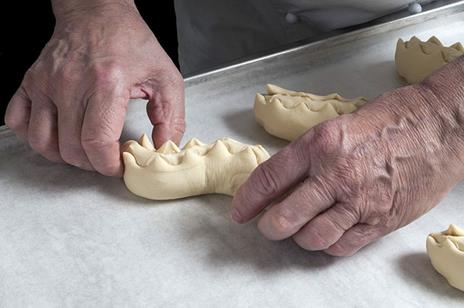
left=1, top=2, right=464, bottom=307
left=183, top=0, right=464, bottom=80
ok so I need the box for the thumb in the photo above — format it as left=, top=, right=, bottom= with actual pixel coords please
left=146, top=73, right=185, bottom=148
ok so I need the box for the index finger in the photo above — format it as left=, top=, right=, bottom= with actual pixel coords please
left=231, top=140, right=310, bottom=223
left=81, top=86, right=130, bottom=177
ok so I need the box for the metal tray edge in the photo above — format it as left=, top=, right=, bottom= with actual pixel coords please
left=184, top=0, right=464, bottom=87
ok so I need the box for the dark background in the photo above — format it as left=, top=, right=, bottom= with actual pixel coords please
left=0, top=1, right=179, bottom=126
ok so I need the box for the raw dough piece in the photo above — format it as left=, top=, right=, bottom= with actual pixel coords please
left=122, top=135, right=270, bottom=200
left=395, top=36, right=464, bottom=84
left=426, top=224, right=464, bottom=292
left=254, top=84, right=367, bottom=141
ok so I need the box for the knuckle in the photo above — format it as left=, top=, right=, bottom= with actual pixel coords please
left=326, top=217, right=346, bottom=235
left=93, top=63, right=124, bottom=86
left=273, top=208, right=296, bottom=232
left=60, top=147, right=88, bottom=169
left=61, top=154, right=82, bottom=167
left=29, top=138, right=50, bottom=154
left=24, top=66, right=50, bottom=93
left=81, top=137, right=120, bottom=176
left=326, top=244, right=353, bottom=257
left=261, top=210, right=294, bottom=240
left=60, top=151, right=80, bottom=166
left=172, top=117, right=186, bottom=135
left=347, top=228, right=371, bottom=247
left=95, top=160, right=120, bottom=176
left=362, top=202, right=397, bottom=229
left=331, top=204, right=359, bottom=229
left=59, top=65, right=76, bottom=84
left=306, top=120, right=342, bottom=154
left=233, top=190, right=255, bottom=217
left=29, top=139, right=62, bottom=163
left=294, top=227, right=330, bottom=251
left=277, top=146, right=296, bottom=163
left=81, top=136, right=111, bottom=152
left=23, top=69, right=38, bottom=85
left=253, top=163, right=281, bottom=196
left=377, top=214, right=397, bottom=231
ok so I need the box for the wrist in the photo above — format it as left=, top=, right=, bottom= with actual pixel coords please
left=51, top=0, right=137, bottom=22
left=420, top=56, right=464, bottom=175
left=421, top=56, right=464, bottom=113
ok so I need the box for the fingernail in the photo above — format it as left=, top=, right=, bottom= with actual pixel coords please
left=230, top=208, right=242, bottom=223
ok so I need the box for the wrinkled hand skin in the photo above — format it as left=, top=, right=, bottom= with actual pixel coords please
left=232, top=56, right=464, bottom=256
left=4, top=0, right=185, bottom=176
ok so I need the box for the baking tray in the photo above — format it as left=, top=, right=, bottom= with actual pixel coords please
left=1, top=2, right=464, bottom=306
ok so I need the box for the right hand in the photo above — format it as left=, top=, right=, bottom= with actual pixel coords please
left=231, top=56, right=464, bottom=256
left=5, top=2, right=185, bottom=176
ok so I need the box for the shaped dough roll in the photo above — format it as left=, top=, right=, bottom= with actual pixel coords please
left=254, top=84, right=367, bottom=141
left=122, top=135, right=270, bottom=200
left=395, top=36, right=464, bottom=84
left=426, top=224, right=464, bottom=292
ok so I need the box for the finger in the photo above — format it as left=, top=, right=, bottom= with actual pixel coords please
left=146, top=75, right=185, bottom=148
left=57, top=100, right=94, bottom=171
left=82, top=87, right=130, bottom=176
left=231, top=140, right=310, bottom=223
left=27, top=98, right=63, bottom=163
left=324, top=224, right=384, bottom=257
left=293, top=202, right=358, bottom=251
left=257, top=177, right=335, bottom=240
left=5, top=86, right=31, bottom=139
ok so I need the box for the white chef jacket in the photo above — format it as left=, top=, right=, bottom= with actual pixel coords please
left=174, top=0, right=433, bottom=75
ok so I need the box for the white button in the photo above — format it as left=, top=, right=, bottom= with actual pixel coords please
left=285, top=12, right=298, bottom=24
left=408, top=2, right=422, bottom=14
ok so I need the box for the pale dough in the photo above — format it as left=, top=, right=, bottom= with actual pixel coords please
left=254, top=84, right=367, bottom=141
left=395, top=36, right=464, bottom=84
left=122, top=135, right=270, bottom=200
left=426, top=224, right=464, bottom=292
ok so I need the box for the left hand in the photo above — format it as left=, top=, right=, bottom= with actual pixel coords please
left=4, top=2, right=185, bottom=176
left=231, top=60, right=464, bottom=256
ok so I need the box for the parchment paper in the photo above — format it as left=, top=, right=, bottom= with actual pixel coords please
left=1, top=5, right=464, bottom=307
